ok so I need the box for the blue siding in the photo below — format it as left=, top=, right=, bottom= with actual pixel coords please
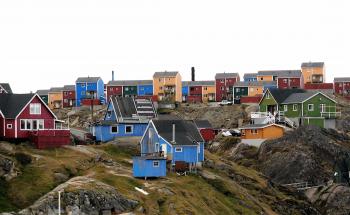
left=75, top=78, right=105, bottom=107
left=182, top=86, right=189, bottom=96
left=133, top=158, right=166, bottom=178
left=244, top=77, right=257, bottom=82
left=198, top=142, right=204, bottom=162
left=263, top=84, right=277, bottom=92
left=94, top=123, right=148, bottom=142
left=138, top=85, right=153, bottom=96
left=172, top=145, right=198, bottom=164
left=141, top=124, right=161, bottom=154
left=104, top=101, right=117, bottom=121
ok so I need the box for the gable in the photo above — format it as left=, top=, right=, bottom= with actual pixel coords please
left=304, top=93, right=336, bottom=105
left=17, top=95, right=57, bottom=120
left=259, top=90, right=277, bottom=106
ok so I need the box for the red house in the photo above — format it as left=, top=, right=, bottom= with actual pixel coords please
left=334, top=77, right=350, bottom=96
left=215, top=73, right=240, bottom=102
left=276, top=70, right=304, bottom=89
left=0, top=93, right=70, bottom=149
left=62, top=85, right=76, bottom=108
left=194, top=120, right=215, bottom=142
left=106, top=81, right=123, bottom=99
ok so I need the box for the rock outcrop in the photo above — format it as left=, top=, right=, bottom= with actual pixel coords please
left=0, top=155, right=18, bottom=181
left=16, top=176, right=138, bottom=215
left=258, top=126, right=350, bottom=185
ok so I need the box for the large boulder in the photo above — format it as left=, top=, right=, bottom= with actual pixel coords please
left=17, top=176, right=138, bottom=215
left=258, top=126, right=350, bottom=185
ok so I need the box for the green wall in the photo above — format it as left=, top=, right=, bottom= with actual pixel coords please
left=279, top=103, right=302, bottom=118
left=234, top=87, right=248, bottom=97
left=123, top=86, right=138, bottom=96
left=259, top=91, right=277, bottom=112
left=303, top=94, right=336, bottom=118
left=303, top=118, right=325, bottom=128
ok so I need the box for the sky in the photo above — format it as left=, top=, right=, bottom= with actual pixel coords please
left=0, top=0, right=349, bottom=93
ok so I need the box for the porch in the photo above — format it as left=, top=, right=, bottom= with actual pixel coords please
left=29, top=129, right=71, bottom=149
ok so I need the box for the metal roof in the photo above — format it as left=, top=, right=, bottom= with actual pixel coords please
left=49, top=87, right=64, bottom=93
left=258, top=70, right=302, bottom=78
left=301, top=62, right=324, bottom=68
left=239, top=123, right=285, bottom=129
left=182, top=81, right=215, bottom=86
left=215, top=73, right=239, bottom=79
left=281, top=92, right=318, bottom=104
left=243, top=73, right=257, bottom=79
left=153, top=71, right=179, bottom=78
left=334, top=77, right=350, bottom=82
left=194, top=120, right=213, bottom=129
left=266, top=88, right=306, bottom=104
left=152, top=119, right=204, bottom=145
left=63, top=85, right=75, bottom=91
left=0, top=94, right=35, bottom=118
left=234, top=81, right=276, bottom=87
left=76, top=77, right=101, bottom=83
left=107, top=80, right=153, bottom=86
left=36, top=89, right=50, bottom=95
left=0, top=83, right=13, bottom=94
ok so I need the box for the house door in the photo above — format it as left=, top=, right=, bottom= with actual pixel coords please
left=267, top=105, right=276, bottom=114
left=161, top=144, right=167, bottom=158
left=69, top=100, right=73, bottom=106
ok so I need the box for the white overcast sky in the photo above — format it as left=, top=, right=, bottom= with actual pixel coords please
left=0, top=0, right=349, bottom=93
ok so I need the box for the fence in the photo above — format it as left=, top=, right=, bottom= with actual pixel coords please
left=29, top=129, right=71, bottom=149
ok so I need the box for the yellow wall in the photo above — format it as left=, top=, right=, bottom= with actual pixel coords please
left=248, top=86, right=263, bottom=96
left=257, top=75, right=273, bottom=82
left=202, top=85, right=216, bottom=102
left=301, top=67, right=325, bottom=84
left=153, top=73, right=182, bottom=102
left=48, top=92, right=63, bottom=109
left=241, top=125, right=284, bottom=140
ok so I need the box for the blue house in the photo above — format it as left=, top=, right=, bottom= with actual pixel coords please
left=137, top=80, right=153, bottom=96
left=76, top=77, right=104, bottom=107
left=133, top=119, right=205, bottom=178
left=263, top=81, right=278, bottom=92
left=133, top=156, right=167, bottom=178
left=243, top=73, right=258, bottom=82
left=91, top=96, right=157, bottom=142
left=182, top=82, right=189, bottom=102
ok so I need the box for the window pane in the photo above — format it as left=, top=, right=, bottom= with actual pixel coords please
left=39, top=120, right=44, bottom=129
left=111, top=126, right=118, bottom=133
left=33, top=120, right=38, bottom=130
left=126, top=126, right=132, bottom=133
left=21, top=120, right=26, bottom=130
left=26, top=120, right=32, bottom=130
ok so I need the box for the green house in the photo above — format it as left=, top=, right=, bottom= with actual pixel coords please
left=36, top=89, right=49, bottom=105
left=123, top=85, right=138, bottom=97
left=258, top=89, right=340, bottom=128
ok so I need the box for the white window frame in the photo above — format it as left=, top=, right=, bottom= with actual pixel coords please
left=293, top=104, right=298, bottom=111
left=320, top=104, right=326, bottom=112
left=6, top=124, right=12, bottom=129
left=251, top=129, right=258, bottom=134
left=308, top=104, right=314, bottom=111
left=30, top=103, right=41, bottom=115
left=125, top=125, right=133, bottom=134
left=266, top=93, right=270, bottom=99
left=155, top=143, right=159, bottom=152
left=284, top=105, right=288, bottom=111
left=20, top=119, right=44, bottom=131
left=175, top=147, right=182, bottom=152
left=110, top=125, right=119, bottom=134
left=153, top=161, right=160, bottom=167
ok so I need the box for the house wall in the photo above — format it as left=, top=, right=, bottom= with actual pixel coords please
left=303, top=118, right=325, bottom=128
left=302, top=66, right=325, bottom=84
left=76, top=79, right=104, bottom=107
left=240, top=96, right=262, bottom=104
left=233, top=87, right=249, bottom=99
left=123, top=86, right=138, bottom=97
left=259, top=91, right=277, bottom=112
left=202, top=85, right=215, bottom=102
left=133, top=158, right=166, bottom=178
left=172, top=145, right=198, bottom=164
left=96, top=79, right=105, bottom=102
left=279, top=103, right=302, bottom=118
left=304, top=83, right=333, bottom=90
left=0, top=115, right=3, bottom=137
left=153, top=73, right=182, bottom=102
left=257, top=75, right=273, bottom=82
left=277, top=78, right=302, bottom=89
left=106, top=86, right=123, bottom=99
left=48, top=92, right=63, bottom=109
left=248, top=86, right=263, bottom=96
left=215, top=77, right=238, bottom=102
left=94, top=123, right=148, bottom=142
left=303, top=94, right=336, bottom=118
left=138, top=85, right=153, bottom=96
left=334, top=82, right=350, bottom=95
left=104, top=101, right=117, bottom=121
left=4, top=119, right=15, bottom=138
left=62, top=90, right=76, bottom=108
left=199, top=128, right=215, bottom=142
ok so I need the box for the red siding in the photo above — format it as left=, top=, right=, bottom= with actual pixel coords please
left=187, top=95, right=202, bottom=103
left=189, top=86, right=202, bottom=96
left=4, top=119, right=16, bottom=138
left=240, top=96, right=262, bottom=104
left=304, top=83, right=334, bottom=90
left=16, top=96, right=56, bottom=139
left=29, top=130, right=71, bottom=149
left=199, top=128, right=215, bottom=142
left=277, top=78, right=302, bottom=89
left=136, top=95, right=158, bottom=102
left=81, top=99, right=101, bottom=106
left=215, top=77, right=238, bottom=102
left=0, top=115, right=4, bottom=137
left=334, top=82, right=350, bottom=95
left=107, top=86, right=123, bottom=98
left=62, top=90, right=76, bottom=108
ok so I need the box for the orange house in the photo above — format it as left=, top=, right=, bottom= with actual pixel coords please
left=48, top=87, right=64, bottom=109
left=202, top=82, right=216, bottom=103
left=240, top=124, right=285, bottom=140
left=153, top=71, right=182, bottom=102
left=301, top=62, right=325, bottom=84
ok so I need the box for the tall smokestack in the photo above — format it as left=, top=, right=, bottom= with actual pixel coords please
left=172, top=123, right=176, bottom=143
left=112, top=70, right=115, bottom=81
left=191, top=67, right=195, bottom=82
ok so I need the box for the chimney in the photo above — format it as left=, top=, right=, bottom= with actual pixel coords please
left=172, top=123, right=176, bottom=143
left=191, top=67, right=195, bottom=81
left=112, top=71, right=115, bottom=81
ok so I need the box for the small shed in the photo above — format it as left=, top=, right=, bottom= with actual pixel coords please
left=240, top=124, right=285, bottom=140
left=194, top=120, right=215, bottom=142
left=133, top=156, right=166, bottom=178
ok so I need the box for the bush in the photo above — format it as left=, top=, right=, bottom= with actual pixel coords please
left=14, top=153, right=32, bottom=166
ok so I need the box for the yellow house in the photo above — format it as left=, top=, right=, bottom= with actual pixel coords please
left=202, top=82, right=216, bottom=103
left=48, top=87, right=64, bottom=109
left=301, top=62, right=325, bottom=84
left=153, top=71, right=182, bottom=102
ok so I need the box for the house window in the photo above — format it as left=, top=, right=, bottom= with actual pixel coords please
left=284, top=105, right=288, bottom=111
left=111, top=126, right=118, bottom=134
left=159, top=86, right=163, bottom=90
left=64, top=92, right=68, bottom=96
left=251, top=129, right=258, bottom=134
left=153, top=161, right=160, bottom=167
left=64, top=99, right=68, bottom=103
left=107, top=110, right=112, bottom=118
left=125, top=125, right=133, bottom=134
left=293, top=104, right=298, bottom=111
left=21, top=120, right=26, bottom=130
left=175, top=147, right=182, bottom=152
left=33, top=120, right=38, bottom=130
left=81, top=84, right=85, bottom=87
left=308, top=104, right=314, bottom=111
left=38, top=120, right=44, bottom=130
left=266, top=93, right=270, bottom=99
left=260, top=77, right=263, bottom=81
left=283, top=79, right=287, bottom=83
left=155, top=143, right=159, bottom=152
left=81, top=91, right=85, bottom=96
left=30, top=103, right=41, bottom=115
left=26, top=120, right=32, bottom=130
left=220, top=87, right=224, bottom=90
left=320, top=104, right=326, bottom=112
left=6, top=124, right=12, bottom=129
left=204, top=87, right=208, bottom=90
left=236, top=88, right=240, bottom=92
left=220, top=79, right=224, bottom=83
